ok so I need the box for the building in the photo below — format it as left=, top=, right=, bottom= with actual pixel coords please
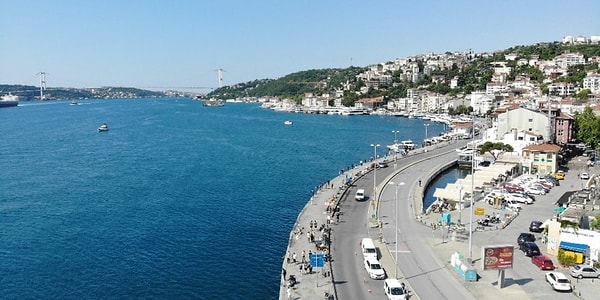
left=521, top=143, right=562, bottom=175
left=493, top=107, right=551, bottom=142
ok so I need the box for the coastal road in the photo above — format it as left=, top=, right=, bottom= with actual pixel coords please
left=331, top=140, right=471, bottom=300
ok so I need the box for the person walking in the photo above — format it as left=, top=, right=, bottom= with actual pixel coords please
left=292, top=252, right=297, bottom=264
left=287, top=287, right=292, bottom=299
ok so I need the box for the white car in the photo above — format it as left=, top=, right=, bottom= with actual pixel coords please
left=545, top=271, right=572, bottom=292
left=383, top=278, right=408, bottom=300
left=502, top=199, right=522, bottom=210
left=507, top=193, right=534, bottom=205
left=580, top=172, right=590, bottom=180
left=364, top=258, right=386, bottom=279
left=525, top=185, right=546, bottom=195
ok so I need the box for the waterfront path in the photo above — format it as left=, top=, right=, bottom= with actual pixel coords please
left=279, top=140, right=468, bottom=299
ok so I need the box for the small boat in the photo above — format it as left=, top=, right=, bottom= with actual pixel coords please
left=98, top=123, right=109, bottom=132
left=284, top=120, right=293, bottom=125
left=70, top=99, right=79, bottom=106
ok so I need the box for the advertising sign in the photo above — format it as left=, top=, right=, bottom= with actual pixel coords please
left=481, top=245, right=514, bottom=270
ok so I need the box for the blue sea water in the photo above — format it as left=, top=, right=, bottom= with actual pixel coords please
left=0, top=99, right=445, bottom=299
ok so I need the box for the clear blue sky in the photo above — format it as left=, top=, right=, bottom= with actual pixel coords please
left=1, top=0, right=598, bottom=93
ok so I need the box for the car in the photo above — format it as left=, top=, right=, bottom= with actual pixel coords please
left=502, top=183, right=524, bottom=193
left=580, top=172, right=590, bottom=180
left=520, top=242, right=541, bottom=257
left=507, top=193, right=534, bottom=204
left=377, top=161, right=389, bottom=168
left=511, top=192, right=535, bottom=201
left=364, top=258, right=386, bottom=279
left=569, top=264, right=600, bottom=279
left=532, top=255, right=555, bottom=270
left=525, top=185, right=546, bottom=195
left=545, top=271, right=572, bottom=292
left=355, top=189, right=365, bottom=201
left=383, top=278, right=408, bottom=300
left=536, top=180, right=553, bottom=189
left=554, top=171, right=565, bottom=180
left=542, top=175, right=560, bottom=185
left=517, top=232, right=535, bottom=245
left=529, top=221, right=544, bottom=233
left=502, top=199, right=522, bottom=210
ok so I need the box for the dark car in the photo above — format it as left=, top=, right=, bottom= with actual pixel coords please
left=529, top=221, right=544, bottom=233
left=518, top=232, right=535, bottom=245
left=520, top=242, right=541, bottom=257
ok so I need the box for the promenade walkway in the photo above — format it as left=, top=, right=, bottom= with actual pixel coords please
left=279, top=141, right=462, bottom=300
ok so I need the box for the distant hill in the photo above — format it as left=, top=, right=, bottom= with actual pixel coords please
left=207, top=42, right=600, bottom=102
left=0, top=84, right=168, bottom=101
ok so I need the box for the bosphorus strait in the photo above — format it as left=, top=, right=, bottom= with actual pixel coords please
left=0, top=99, right=443, bottom=299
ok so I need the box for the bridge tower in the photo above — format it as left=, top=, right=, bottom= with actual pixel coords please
left=37, top=72, right=47, bottom=100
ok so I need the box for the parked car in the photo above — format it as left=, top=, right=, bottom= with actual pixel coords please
left=511, top=192, right=535, bottom=201
left=525, top=185, right=546, bottom=195
left=520, top=242, right=541, bottom=257
left=555, top=171, right=566, bottom=180
left=502, top=183, right=524, bottom=193
left=507, top=193, right=534, bottom=204
left=580, top=172, right=590, bottom=180
left=529, top=221, right=544, bottom=233
left=569, top=264, right=600, bottom=279
left=545, top=271, right=572, bottom=292
left=502, top=199, right=522, bottom=210
left=536, top=180, right=553, bottom=189
left=532, top=255, right=555, bottom=270
left=518, top=232, right=535, bottom=245
left=364, top=258, right=386, bottom=279
left=377, top=161, right=389, bottom=168
left=542, top=175, right=560, bottom=185
left=383, top=278, right=408, bottom=300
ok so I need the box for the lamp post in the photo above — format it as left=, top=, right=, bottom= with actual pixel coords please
left=392, top=130, right=399, bottom=144
left=457, top=185, right=463, bottom=225
left=469, top=116, right=475, bottom=260
left=424, top=123, right=430, bottom=140
left=370, top=144, right=380, bottom=201
left=389, top=181, right=405, bottom=279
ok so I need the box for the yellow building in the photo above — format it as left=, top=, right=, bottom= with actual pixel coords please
left=521, top=143, right=561, bottom=175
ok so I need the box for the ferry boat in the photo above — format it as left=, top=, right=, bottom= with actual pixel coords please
left=202, top=99, right=224, bottom=107
left=0, top=93, right=19, bottom=108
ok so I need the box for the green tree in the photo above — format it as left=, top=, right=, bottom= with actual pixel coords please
left=574, top=107, right=600, bottom=147
left=479, top=141, right=514, bottom=161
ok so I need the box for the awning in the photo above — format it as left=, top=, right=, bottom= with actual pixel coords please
left=559, top=241, right=588, bottom=253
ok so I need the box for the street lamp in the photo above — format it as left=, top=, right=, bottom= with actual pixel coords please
left=469, top=116, right=475, bottom=261
left=370, top=144, right=380, bottom=201
left=389, top=181, right=405, bottom=279
left=424, top=123, right=430, bottom=141
left=457, top=185, right=463, bottom=225
left=392, top=130, right=399, bottom=144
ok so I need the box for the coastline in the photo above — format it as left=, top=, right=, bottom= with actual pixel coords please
left=279, top=140, right=466, bottom=299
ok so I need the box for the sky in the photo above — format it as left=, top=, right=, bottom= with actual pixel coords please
left=1, top=0, right=599, bottom=93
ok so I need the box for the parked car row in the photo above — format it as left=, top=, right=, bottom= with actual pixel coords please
left=360, top=238, right=409, bottom=299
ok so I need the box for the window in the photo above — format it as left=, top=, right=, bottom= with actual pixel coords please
left=558, top=129, right=564, bottom=136
left=558, top=119, right=564, bottom=126
left=528, top=118, right=533, bottom=122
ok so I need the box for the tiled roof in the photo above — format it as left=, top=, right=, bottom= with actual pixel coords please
left=522, top=143, right=561, bottom=153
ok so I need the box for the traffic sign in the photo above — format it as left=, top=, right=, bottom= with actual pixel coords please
left=310, top=253, right=325, bottom=267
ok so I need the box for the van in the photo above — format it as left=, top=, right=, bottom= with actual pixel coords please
left=360, top=238, right=377, bottom=260
left=355, top=189, right=365, bottom=201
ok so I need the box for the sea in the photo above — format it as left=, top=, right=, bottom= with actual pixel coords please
left=0, top=98, right=447, bottom=299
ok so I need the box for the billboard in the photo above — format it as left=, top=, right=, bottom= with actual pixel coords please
left=481, top=245, right=514, bottom=270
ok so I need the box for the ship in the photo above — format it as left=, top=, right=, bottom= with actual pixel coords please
left=0, top=93, right=19, bottom=108
left=202, top=98, right=224, bottom=107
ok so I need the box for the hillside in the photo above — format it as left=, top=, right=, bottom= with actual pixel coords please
left=207, top=42, right=600, bottom=103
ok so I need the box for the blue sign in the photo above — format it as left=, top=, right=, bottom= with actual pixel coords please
left=310, top=253, right=325, bottom=267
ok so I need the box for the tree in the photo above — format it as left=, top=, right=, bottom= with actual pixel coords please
left=479, top=141, right=514, bottom=161
left=574, top=107, right=600, bottom=148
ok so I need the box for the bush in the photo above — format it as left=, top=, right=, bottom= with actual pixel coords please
left=557, top=249, right=577, bottom=267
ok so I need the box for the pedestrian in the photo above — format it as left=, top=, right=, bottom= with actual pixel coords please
left=336, top=212, right=340, bottom=223
left=292, top=252, right=297, bottom=263
left=307, top=231, right=311, bottom=242
left=282, top=268, right=287, bottom=280
left=286, top=251, right=291, bottom=263
left=301, top=250, right=306, bottom=263
left=419, top=179, right=422, bottom=187
left=287, top=287, right=291, bottom=299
